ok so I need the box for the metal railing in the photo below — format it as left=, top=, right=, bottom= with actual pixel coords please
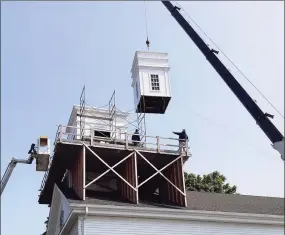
left=54, top=125, right=189, bottom=153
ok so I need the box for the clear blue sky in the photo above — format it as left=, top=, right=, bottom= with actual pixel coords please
left=1, top=1, right=284, bottom=234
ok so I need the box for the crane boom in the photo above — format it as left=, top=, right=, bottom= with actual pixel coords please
left=0, top=156, right=34, bottom=195
left=162, top=1, right=284, bottom=160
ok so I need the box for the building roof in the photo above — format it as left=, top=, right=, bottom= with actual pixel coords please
left=66, top=189, right=284, bottom=216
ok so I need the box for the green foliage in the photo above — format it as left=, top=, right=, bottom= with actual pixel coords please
left=184, top=171, right=237, bottom=194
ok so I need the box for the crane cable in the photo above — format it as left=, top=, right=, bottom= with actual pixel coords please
left=144, top=1, right=150, bottom=50
left=175, top=1, right=285, bottom=120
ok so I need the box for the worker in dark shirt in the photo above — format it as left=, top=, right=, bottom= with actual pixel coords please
left=28, top=143, right=37, bottom=155
left=27, top=143, right=37, bottom=164
left=173, top=129, right=188, bottom=154
left=132, top=129, right=141, bottom=146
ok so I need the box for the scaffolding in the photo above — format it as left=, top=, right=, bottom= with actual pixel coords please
left=77, top=86, right=147, bottom=147
left=79, top=85, right=86, bottom=140
left=136, top=95, right=146, bottom=145
left=108, top=90, right=116, bottom=142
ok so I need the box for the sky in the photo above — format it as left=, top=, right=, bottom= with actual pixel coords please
left=1, top=1, right=284, bottom=234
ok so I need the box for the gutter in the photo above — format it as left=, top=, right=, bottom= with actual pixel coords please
left=69, top=203, right=284, bottom=226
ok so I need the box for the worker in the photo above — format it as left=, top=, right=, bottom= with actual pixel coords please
left=28, top=143, right=37, bottom=155
left=132, top=129, right=141, bottom=146
left=173, top=129, right=188, bottom=154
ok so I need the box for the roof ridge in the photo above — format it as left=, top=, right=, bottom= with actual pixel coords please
left=186, top=191, right=284, bottom=199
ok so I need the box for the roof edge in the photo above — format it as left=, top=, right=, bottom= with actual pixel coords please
left=69, top=203, right=284, bottom=226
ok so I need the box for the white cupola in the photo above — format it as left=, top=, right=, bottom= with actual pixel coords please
left=131, top=51, right=172, bottom=114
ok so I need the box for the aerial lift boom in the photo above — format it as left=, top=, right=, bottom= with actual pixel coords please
left=162, top=1, right=284, bottom=160
left=0, top=156, right=35, bottom=196
left=1, top=139, right=50, bottom=196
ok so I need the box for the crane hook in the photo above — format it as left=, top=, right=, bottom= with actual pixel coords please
left=146, top=37, right=150, bottom=50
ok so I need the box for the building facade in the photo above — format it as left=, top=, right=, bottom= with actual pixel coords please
left=46, top=185, right=284, bottom=235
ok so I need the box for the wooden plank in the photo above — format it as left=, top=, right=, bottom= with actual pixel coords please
left=71, top=149, right=84, bottom=200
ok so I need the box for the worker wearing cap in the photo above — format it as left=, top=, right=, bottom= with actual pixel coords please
left=173, top=129, right=188, bottom=155
left=132, top=129, right=141, bottom=146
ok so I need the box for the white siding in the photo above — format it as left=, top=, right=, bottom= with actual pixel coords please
left=79, top=216, right=284, bottom=235
left=77, top=115, right=128, bottom=140
left=139, top=69, right=171, bottom=97
left=66, top=106, right=128, bottom=141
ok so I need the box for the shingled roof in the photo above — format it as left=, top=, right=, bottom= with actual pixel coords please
left=65, top=189, right=284, bottom=216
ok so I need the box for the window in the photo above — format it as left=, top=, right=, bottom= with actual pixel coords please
left=150, top=74, right=160, bottom=91
left=94, top=130, right=111, bottom=138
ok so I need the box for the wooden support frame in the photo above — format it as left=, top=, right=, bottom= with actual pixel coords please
left=135, top=150, right=186, bottom=198
left=76, top=144, right=185, bottom=206
left=83, top=144, right=138, bottom=203
left=84, top=151, right=134, bottom=189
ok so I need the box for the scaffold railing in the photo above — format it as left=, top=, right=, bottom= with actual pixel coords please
left=53, top=124, right=190, bottom=154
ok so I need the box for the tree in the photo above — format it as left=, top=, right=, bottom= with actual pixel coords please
left=184, top=171, right=237, bottom=194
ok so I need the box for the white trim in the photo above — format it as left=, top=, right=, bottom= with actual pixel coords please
left=137, top=65, right=170, bottom=71
left=68, top=203, right=284, bottom=226
left=131, top=51, right=170, bottom=79
left=134, top=152, right=139, bottom=204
